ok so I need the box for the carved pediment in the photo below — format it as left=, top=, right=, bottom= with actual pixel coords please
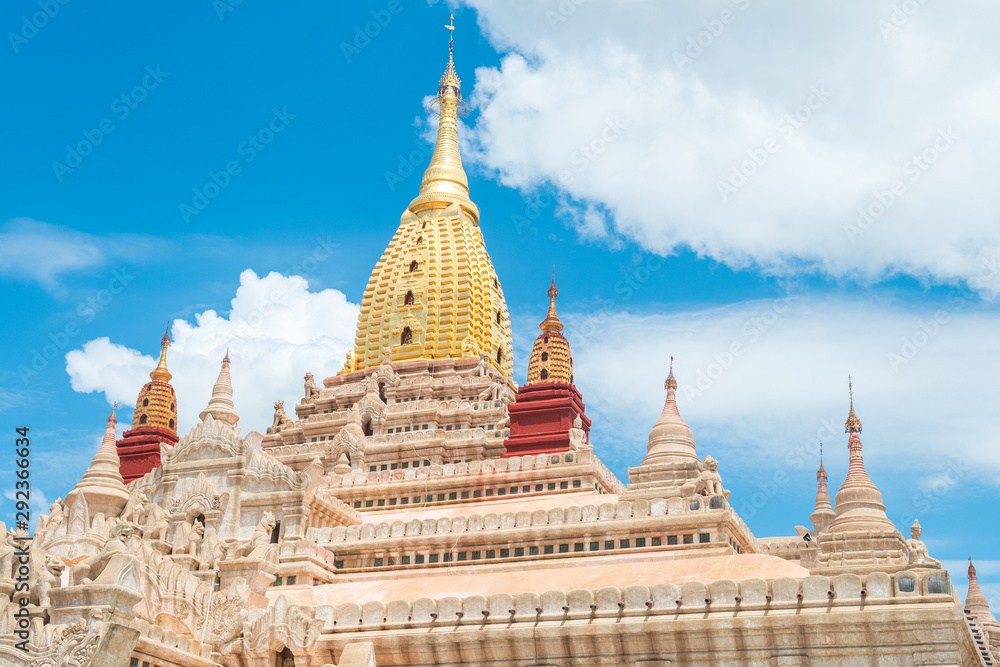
left=162, top=414, right=247, bottom=465
left=245, top=447, right=299, bottom=488
left=169, top=473, right=227, bottom=516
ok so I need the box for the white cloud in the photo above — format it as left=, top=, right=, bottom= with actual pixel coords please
left=458, top=0, right=1000, bottom=291
left=65, top=269, right=360, bottom=435
left=0, top=219, right=104, bottom=293
left=564, top=295, right=1000, bottom=487
left=0, top=218, right=161, bottom=294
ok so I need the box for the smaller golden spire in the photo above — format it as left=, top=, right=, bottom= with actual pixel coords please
left=150, top=322, right=172, bottom=383
left=844, top=375, right=862, bottom=433
left=817, top=442, right=827, bottom=480
left=539, top=268, right=563, bottom=333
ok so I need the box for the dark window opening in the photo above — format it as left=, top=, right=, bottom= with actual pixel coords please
left=168, top=419, right=174, bottom=429
left=496, top=348, right=502, bottom=364
left=540, top=369, right=548, bottom=380
left=362, top=417, right=373, bottom=437
left=276, top=647, right=294, bottom=666
left=404, top=291, right=414, bottom=306
left=541, top=352, right=548, bottom=361
left=401, top=327, right=413, bottom=345
left=270, top=521, right=281, bottom=544
left=139, top=414, right=147, bottom=425
left=143, top=398, right=149, bottom=407
left=496, top=311, right=501, bottom=324
left=409, top=260, right=418, bottom=272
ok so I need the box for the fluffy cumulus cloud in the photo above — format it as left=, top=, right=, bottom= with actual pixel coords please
left=0, top=218, right=161, bottom=294
left=65, top=270, right=359, bottom=434
left=458, top=0, right=1000, bottom=290
left=564, top=296, right=1000, bottom=490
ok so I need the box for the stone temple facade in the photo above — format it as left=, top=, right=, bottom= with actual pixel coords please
left=2, top=26, right=998, bottom=667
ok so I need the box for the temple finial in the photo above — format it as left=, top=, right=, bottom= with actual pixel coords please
left=540, top=268, right=563, bottom=333
left=664, top=356, right=677, bottom=392
left=817, top=442, right=827, bottom=479
left=150, top=322, right=173, bottom=383
left=408, top=13, right=478, bottom=224
left=844, top=376, right=862, bottom=433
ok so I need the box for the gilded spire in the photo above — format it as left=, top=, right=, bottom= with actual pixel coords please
left=408, top=14, right=479, bottom=224
left=132, top=325, right=178, bottom=434
left=199, top=352, right=239, bottom=426
left=539, top=268, right=564, bottom=333
left=526, top=271, right=572, bottom=384
left=150, top=322, right=172, bottom=383
left=844, top=376, right=862, bottom=433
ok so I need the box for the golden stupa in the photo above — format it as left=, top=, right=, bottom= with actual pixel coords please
left=349, top=18, right=513, bottom=377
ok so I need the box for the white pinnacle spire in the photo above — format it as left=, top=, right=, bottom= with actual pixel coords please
left=200, top=352, right=239, bottom=426
left=67, top=406, right=129, bottom=518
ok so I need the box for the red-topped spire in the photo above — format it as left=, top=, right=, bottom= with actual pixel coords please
left=966, top=558, right=1000, bottom=630
left=810, top=442, right=836, bottom=535
left=665, top=356, right=678, bottom=393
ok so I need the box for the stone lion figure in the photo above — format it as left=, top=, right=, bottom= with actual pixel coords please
left=35, top=554, right=64, bottom=607
left=698, top=456, right=728, bottom=498
left=223, top=512, right=277, bottom=560
left=173, top=520, right=205, bottom=557
left=271, top=401, right=292, bottom=431
left=304, top=372, right=322, bottom=400
left=71, top=520, right=133, bottom=585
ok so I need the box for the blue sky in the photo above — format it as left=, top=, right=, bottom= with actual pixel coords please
left=2, top=1, right=999, bottom=605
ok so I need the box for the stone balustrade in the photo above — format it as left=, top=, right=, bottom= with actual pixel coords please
left=305, top=494, right=731, bottom=545
left=325, top=449, right=624, bottom=494
left=315, top=570, right=952, bottom=634
left=131, top=617, right=215, bottom=661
